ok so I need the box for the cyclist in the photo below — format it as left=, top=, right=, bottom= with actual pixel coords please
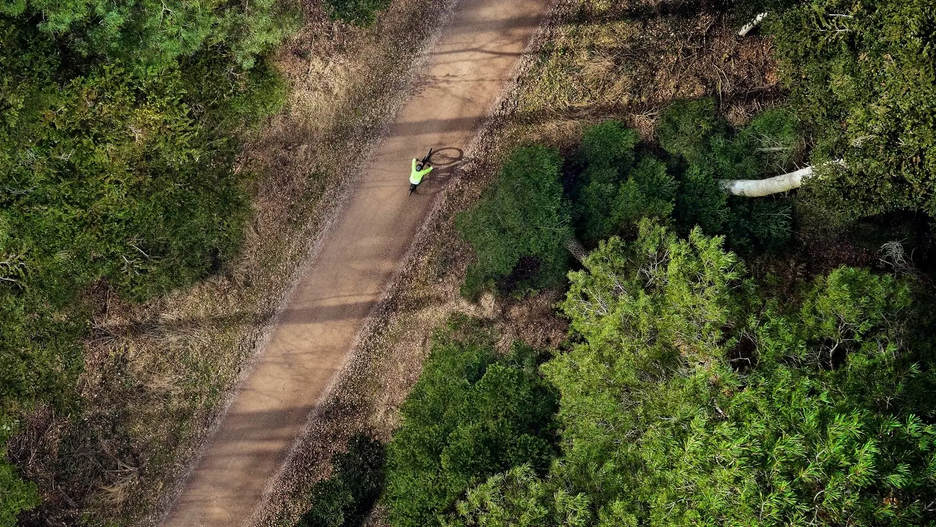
left=409, top=157, right=433, bottom=194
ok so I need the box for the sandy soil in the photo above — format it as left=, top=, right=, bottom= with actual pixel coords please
left=161, top=0, right=552, bottom=524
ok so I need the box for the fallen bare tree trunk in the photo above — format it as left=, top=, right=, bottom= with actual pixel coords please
left=738, top=12, right=768, bottom=37
left=719, top=165, right=814, bottom=197
left=719, top=160, right=844, bottom=197
left=569, top=162, right=840, bottom=260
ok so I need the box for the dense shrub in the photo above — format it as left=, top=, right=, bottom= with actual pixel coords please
left=580, top=120, right=640, bottom=170
left=449, top=222, right=936, bottom=525
left=657, top=99, right=795, bottom=252
left=611, top=157, right=677, bottom=231
left=656, top=97, right=727, bottom=165
left=568, top=112, right=794, bottom=253
left=457, top=145, right=572, bottom=297
left=298, top=435, right=386, bottom=527
left=0, top=0, right=295, bottom=518
left=383, top=316, right=558, bottom=527
left=462, top=108, right=798, bottom=301
left=734, top=107, right=802, bottom=171
left=0, top=437, right=38, bottom=527
left=572, top=121, right=677, bottom=243
left=448, top=465, right=592, bottom=527
left=769, top=0, right=936, bottom=218
left=0, top=0, right=296, bottom=71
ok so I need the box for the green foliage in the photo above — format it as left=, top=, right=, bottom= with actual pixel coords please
left=325, top=0, right=392, bottom=27
left=581, top=120, right=640, bottom=170
left=447, top=466, right=593, bottom=527
left=574, top=121, right=640, bottom=242
left=657, top=98, right=726, bottom=165
left=612, top=157, right=677, bottom=230
left=721, top=196, right=793, bottom=253
left=531, top=223, right=936, bottom=524
left=725, top=267, right=936, bottom=525
left=658, top=99, right=795, bottom=252
left=0, top=0, right=296, bottom=72
left=383, top=316, right=558, bottom=527
left=298, top=435, right=386, bottom=527
left=769, top=0, right=936, bottom=218
left=467, top=109, right=797, bottom=301
left=0, top=455, right=38, bottom=527
left=568, top=112, right=794, bottom=252
left=3, top=64, right=254, bottom=299
left=735, top=107, right=802, bottom=171
left=0, top=415, right=37, bottom=526
left=0, top=0, right=294, bottom=515
left=457, top=145, right=572, bottom=298
left=572, top=121, right=676, bottom=243
left=729, top=0, right=801, bottom=30
left=673, top=163, right=731, bottom=235
left=538, top=222, right=744, bottom=522
left=559, top=220, right=745, bottom=364
left=0, top=290, right=86, bottom=413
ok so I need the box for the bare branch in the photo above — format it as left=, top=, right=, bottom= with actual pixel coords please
left=738, top=12, right=768, bottom=37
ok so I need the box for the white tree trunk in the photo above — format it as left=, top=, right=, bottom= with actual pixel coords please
left=718, top=165, right=813, bottom=197
left=718, top=160, right=844, bottom=197
left=738, top=12, right=768, bottom=37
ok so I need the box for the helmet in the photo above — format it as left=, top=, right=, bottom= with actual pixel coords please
left=416, top=163, right=424, bottom=171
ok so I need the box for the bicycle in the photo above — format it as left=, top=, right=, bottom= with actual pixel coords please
left=409, top=148, right=433, bottom=195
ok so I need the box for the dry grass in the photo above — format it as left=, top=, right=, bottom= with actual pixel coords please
left=8, top=0, right=455, bottom=524
left=510, top=0, right=780, bottom=146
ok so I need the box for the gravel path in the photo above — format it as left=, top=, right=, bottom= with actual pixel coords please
left=162, top=0, right=551, bottom=524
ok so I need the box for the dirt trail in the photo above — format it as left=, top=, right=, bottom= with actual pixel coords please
left=163, top=0, right=551, bottom=524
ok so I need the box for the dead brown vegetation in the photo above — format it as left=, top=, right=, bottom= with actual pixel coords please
left=509, top=0, right=780, bottom=146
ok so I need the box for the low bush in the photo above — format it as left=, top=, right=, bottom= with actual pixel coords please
left=658, top=99, right=796, bottom=252
left=457, top=145, right=572, bottom=298
left=325, top=0, right=393, bottom=26
left=769, top=0, right=936, bottom=219
left=298, top=435, right=386, bottom=527
left=383, top=316, right=558, bottom=527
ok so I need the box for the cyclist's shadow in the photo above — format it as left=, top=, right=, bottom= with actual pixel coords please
left=418, top=147, right=464, bottom=195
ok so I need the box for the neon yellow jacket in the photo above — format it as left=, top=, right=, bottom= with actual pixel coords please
left=410, top=158, right=434, bottom=185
